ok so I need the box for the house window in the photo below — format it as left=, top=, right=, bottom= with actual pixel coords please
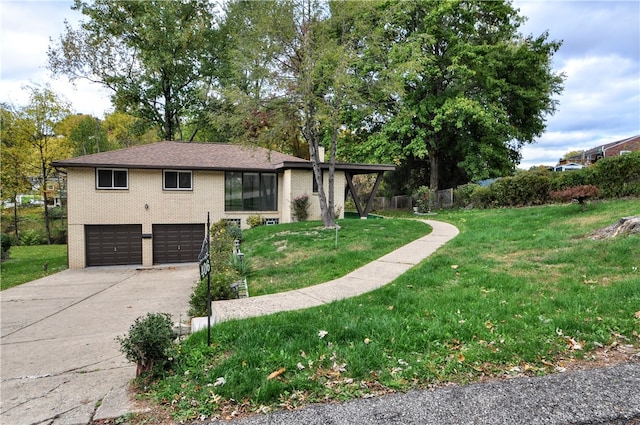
left=312, top=169, right=323, bottom=193
left=164, top=170, right=192, bottom=190
left=225, top=171, right=277, bottom=211
left=96, top=168, right=128, bottom=189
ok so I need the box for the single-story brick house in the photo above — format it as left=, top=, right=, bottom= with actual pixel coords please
left=560, top=134, right=640, bottom=166
left=52, top=141, right=394, bottom=268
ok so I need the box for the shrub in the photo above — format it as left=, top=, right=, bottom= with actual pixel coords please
left=228, top=253, right=252, bottom=277
left=225, top=223, right=243, bottom=242
left=48, top=206, right=65, bottom=219
left=1, top=233, right=12, bottom=260
left=189, top=268, right=240, bottom=317
left=591, top=151, right=640, bottom=197
left=210, top=220, right=236, bottom=257
left=19, top=230, right=45, bottom=246
left=469, top=185, right=495, bottom=209
left=291, top=193, right=310, bottom=221
left=50, top=229, right=67, bottom=245
left=453, top=183, right=478, bottom=208
left=116, top=312, right=176, bottom=377
left=413, top=186, right=434, bottom=213
left=247, top=214, right=264, bottom=228
left=550, top=185, right=600, bottom=211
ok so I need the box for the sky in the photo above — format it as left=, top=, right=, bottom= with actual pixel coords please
left=1, top=0, right=639, bottom=169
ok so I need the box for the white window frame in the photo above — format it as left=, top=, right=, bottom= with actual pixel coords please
left=96, top=168, right=128, bottom=189
left=163, top=170, right=193, bottom=191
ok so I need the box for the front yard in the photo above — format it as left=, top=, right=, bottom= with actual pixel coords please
left=145, top=199, right=640, bottom=421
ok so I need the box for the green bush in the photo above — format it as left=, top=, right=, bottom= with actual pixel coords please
left=116, top=312, right=176, bottom=377
left=1, top=233, right=12, bottom=260
left=189, top=268, right=240, bottom=317
left=19, top=230, right=45, bottom=246
left=210, top=220, right=236, bottom=257
left=455, top=153, right=640, bottom=210
left=226, top=223, right=243, bottom=242
left=413, top=186, right=434, bottom=212
left=48, top=206, right=65, bottom=219
left=469, top=185, right=495, bottom=209
left=228, top=253, right=252, bottom=277
left=591, top=151, right=640, bottom=197
left=50, top=229, right=67, bottom=245
left=452, top=183, right=478, bottom=208
left=291, top=193, right=310, bottom=221
left=246, top=214, right=264, bottom=228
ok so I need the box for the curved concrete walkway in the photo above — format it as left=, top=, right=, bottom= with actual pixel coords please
left=193, top=219, right=458, bottom=329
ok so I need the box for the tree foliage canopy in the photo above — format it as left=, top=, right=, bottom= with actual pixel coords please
left=46, top=0, right=564, bottom=197
left=48, top=0, right=223, bottom=141
left=338, top=0, right=564, bottom=191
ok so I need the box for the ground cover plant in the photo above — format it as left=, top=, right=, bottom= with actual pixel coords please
left=0, top=244, right=67, bottom=290
left=144, top=199, right=639, bottom=421
left=0, top=205, right=67, bottom=245
left=240, top=218, right=432, bottom=296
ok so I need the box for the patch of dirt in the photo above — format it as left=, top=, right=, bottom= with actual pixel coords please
left=591, top=216, right=640, bottom=240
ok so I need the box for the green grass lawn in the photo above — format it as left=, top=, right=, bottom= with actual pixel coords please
left=1, top=244, right=68, bottom=290
left=147, top=199, right=640, bottom=421
left=243, top=218, right=431, bottom=295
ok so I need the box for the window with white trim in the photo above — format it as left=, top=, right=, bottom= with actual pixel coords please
left=96, top=168, right=128, bottom=189
left=163, top=170, right=192, bottom=190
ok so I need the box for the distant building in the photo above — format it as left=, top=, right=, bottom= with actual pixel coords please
left=557, top=134, right=640, bottom=168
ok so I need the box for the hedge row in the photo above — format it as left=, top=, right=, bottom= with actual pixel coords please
left=453, top=151, right=640, bottom=209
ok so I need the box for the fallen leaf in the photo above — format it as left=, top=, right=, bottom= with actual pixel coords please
left=213, top=377, right=226, bottom=387
left=318, top=330, right=328, bottom=339
left=634, top=311, right=640, bottom=319
left=267, top=367, right=286, bottom=380
left=451, top=265, right=459, bottom=269
left=567, top=337, right=582, bottom=351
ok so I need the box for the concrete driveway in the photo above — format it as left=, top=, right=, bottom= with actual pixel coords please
left=1, top=264, right=198, bottom=425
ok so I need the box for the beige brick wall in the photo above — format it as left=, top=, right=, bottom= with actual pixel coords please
left=287, top=169, right=346, bottom=221
left=66, top=167, right=346, bottom=268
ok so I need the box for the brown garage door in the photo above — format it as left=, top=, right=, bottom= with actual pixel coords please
left=85, top=224, right=142, bottom=267
left=153, top=223, right=205, bottom=264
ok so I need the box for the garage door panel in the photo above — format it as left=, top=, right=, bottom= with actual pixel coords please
left=85, top=225, right=142, bottom=267
left=153, top=224, right=205, bottom=264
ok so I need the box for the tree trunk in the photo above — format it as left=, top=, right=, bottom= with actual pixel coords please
left=12, top=195, right=19, bottom=242
left=429, top=149, right=439, bottom=192
left=39, top=150, right=51, bottom=245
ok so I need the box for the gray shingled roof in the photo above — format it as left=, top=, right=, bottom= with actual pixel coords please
left=52, top=141, right=310, bottom=171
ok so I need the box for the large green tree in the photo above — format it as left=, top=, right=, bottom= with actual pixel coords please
left=219, top=0, right=359, bottom=228
left=343, top=0, right=564, bottom=191
left=0, top=106, right=33, bottom=241
left=57, top=114, right=109, bottom=155
left=16, top=85, right=73, bottom=244
left=48, top=0, right=223, bottom=141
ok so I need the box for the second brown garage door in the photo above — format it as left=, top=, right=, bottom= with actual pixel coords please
left=153, top=223, right=205, bottom=264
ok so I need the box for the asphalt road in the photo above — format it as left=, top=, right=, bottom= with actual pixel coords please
left=199, top=362, right=640, bottom=425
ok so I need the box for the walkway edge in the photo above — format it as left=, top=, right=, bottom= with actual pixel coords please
left=192, top=219, right=458, bottom=330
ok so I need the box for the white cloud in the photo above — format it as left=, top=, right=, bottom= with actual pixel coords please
left=0, top=1, right=112, bottom=117
left=515, top=0, right=640, bottom=169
